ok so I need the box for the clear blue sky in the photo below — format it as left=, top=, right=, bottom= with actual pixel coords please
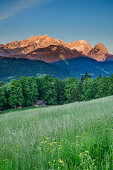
left=0, top=0, right=113, bottom=53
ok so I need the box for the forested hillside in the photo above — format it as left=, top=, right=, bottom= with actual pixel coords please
left=53, top=57, right=113, bottom=79
left=0, top=57, right=71, bottom=82
left=0, top=57, right=113, bottom=82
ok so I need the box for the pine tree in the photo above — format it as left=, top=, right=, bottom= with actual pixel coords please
left=99, top=74, right=102, bottom=78
left=54, top=78, right=66, bottom=104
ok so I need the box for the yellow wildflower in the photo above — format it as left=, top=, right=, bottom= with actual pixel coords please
left=79, top=153, right=82, bottom=157
left=58, top=159, right=64, bottom=164
left=44, top=141, right=47, bottom=143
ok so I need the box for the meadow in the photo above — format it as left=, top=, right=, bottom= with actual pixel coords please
left=0, top=96, right=113, bottom=170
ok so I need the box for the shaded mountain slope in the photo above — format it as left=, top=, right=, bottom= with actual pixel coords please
left=53, top=57, right=113, bottom=79
left=0, top=57, right=72, bottom=82
left=0, top=57, right=113, bottom=82
left=27, top=45, right=84, bottom=62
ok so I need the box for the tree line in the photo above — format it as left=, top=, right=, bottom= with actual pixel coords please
left=0, top=73, right=113, bottom=111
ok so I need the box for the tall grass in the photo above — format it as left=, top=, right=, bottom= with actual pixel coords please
left=0, top=96, right=113, bottom=169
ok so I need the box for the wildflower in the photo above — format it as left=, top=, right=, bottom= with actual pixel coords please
left=79, top=153, right=82, bottom=157
left=58, top=167, right=60, bottom=169
left=76, top=136, right=81, bottom=138
left=80, top=163, right=82, bottom=166
left=85, top=151, right=88, bottom=153
left=57, top=148, right=62, bottom=150
left=44, top=141, right=47, bottom=143
left=46, top=137, right=49, bottom=140
left=52, top=138, right=55, bottom=141
left=58, top=159, right=64, bottom=164
left=40, top=142, right=43, bottom=145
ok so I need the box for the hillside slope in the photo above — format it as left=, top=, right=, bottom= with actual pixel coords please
left=0, top=57, right=113, bottom=82
left=0, top=96, right=113, bottom=169
left=0, top=57, right=72, bottom=82
left=53, top=57, right=113, bottom=79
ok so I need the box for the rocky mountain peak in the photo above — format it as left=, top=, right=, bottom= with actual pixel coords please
left=88, top=42, right=109, bottom=61
left=0, top=35, right=112, bottom=62
left=94, top=43, right=108, bottom=54
left=78, top=40, right=88, bottom=44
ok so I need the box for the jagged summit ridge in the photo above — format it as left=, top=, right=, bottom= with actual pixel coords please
left=0, top=35, right=112, bottom=62
left=88, top=42, right=109, bottom=61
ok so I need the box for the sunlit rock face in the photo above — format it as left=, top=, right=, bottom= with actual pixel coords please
left=0, top=35, right=112, bottom=62
left=63, top=40, right=92, bottom=55
left=88, top=43, right=109, bottom=61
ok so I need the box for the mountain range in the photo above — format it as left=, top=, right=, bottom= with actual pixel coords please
left=0, top=34, right=113, bottom=62
left=0, top=35, right=113, bottom=82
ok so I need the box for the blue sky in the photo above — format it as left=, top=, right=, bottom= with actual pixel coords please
left=0, top=0, right=113, bottom=53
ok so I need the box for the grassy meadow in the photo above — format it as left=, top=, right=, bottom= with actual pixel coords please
left=0, top=96, right=113, bottom=170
